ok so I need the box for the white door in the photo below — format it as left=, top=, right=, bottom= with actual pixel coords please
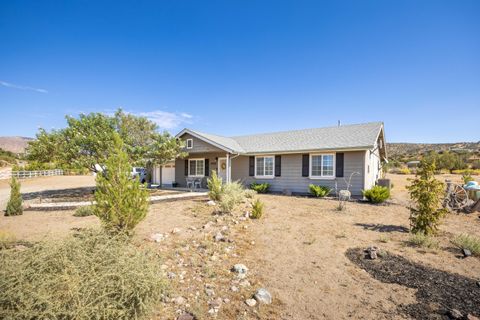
left=161, top=165, right=175, bottom=186
left=217, top=158, right=227, bottom=182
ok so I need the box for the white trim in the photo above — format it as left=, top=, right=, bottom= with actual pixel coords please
left=188, top=158, right=205, bottom=177
left=254, top=155, right=275, bottom=179
left=186, top=139, right=193, bottom=149
left=309, top=153, right=336, bottom=179
left=176, top=129, right=236, bottom=153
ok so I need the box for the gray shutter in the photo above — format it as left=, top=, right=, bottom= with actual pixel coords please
left=275, top=155, right=281, bottom=177
left=249, top=156, right=255, bottom=176
left=205, top=159, right=210, bottom=176
left=184, top=160, right=188, bottom=176
left=336, top=153, right=344, bottom=177
left=302, top=154, right=309, bottom=177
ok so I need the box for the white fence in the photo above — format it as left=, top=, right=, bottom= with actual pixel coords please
left=0, top=169, right=64, bottom=180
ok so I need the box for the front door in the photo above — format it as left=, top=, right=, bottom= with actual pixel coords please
left=217, top=158, right=227, bottom=182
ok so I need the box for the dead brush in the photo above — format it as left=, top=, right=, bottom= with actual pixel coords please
left=0, top=229, right=167, bottom=320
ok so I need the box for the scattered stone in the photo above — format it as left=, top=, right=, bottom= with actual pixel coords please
left=446, top=308, right=463, bottom=319
left=231, top=285, right=239, bottom=292
left=189, top=226, right=197, bottom=231
left=223, top=298, right=230, bottom=304
left=214, top=232, right=225, bottom=242
left=177, top=313, right=195, bottom=320
left=476, top=281, right=480, bottom=288
left=250, top=241, right=255, bottom=245
left=232, top=264, right=248, bottom=278
left=167, top=272, right=177, bottom=279
left=239, top=280, right=251, bottom=287
left=365, top=246, right=379, bottom=260
left=462, top=248, right=472, bottom=257
left=245, top=298, right=257, bottom=307
left=203, top=222, right=214, bottom=230
left=207, top=200, right=216, bottom=206
left=149, top=233, right=165, bottom=243
left=171, top=227, right=181, bottom=234
left=465, top=314, right=480, bottom=320
left=254, top=288, right=272, bottom=304
left=205, top=288, right=215, bottom=296
left=173, top=296, right=186, bottom=305
left=160, top=264, right=168, bottom=270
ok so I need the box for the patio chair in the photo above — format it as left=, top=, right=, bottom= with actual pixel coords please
left=194, top=178, right=202, bottom=189
left=186, top=177, right=195, bottom=189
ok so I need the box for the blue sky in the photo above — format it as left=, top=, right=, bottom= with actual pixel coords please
left=1, top=0, right=479, bottom=143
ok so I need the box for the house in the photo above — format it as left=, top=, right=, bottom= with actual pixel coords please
left=156, top=122, right=387, bottom=196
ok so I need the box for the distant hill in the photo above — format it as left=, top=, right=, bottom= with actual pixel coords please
left=387, top=142, right=480, bottom=158
left=0, top=136, right=34, bottom=154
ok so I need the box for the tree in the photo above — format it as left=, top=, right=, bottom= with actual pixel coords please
left=407, top=159, right=447, bottom=235
left=93, top=134, right=149, bottom=233
left=5, top=177, right=23, bottom=216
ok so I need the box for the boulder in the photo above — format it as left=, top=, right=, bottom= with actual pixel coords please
left=245, top=298, right=257, bottom=307
left=462, top=248, right=472, bottom=257
left=446, top=309, right=463, bottom=319
left=207, top=200, right=216, bottom=206
left=254, top=288, right=272, bottom=304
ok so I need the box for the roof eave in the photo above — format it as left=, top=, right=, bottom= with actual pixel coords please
left=243, top=146, right=374, bottom=155
left=176, top=128, right=243, bottom=154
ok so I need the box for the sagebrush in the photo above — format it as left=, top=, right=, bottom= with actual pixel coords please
left=451, top=233, right=480, bottom=256
left=0, top=229, right=167, bottom=320
left=309, top=184, right=331, bottom=198
left=5, top=177, right=22, bottom=216
left=94, top=135, right=149, bottom=234
left=250, top=198, right=264, bottom=219
left=218, top=182, right=245, bottom=213
left=250, top=182, right=270, bottom=193
left=362, top=185, right=390, bottom=203
left=73, top=205, right=94, bottom=217
left=408, top=233, right=439, bottom=249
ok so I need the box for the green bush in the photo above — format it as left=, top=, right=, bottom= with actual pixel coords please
left=451, top=234, right=480, bottom=256
left=5, top=177, right=22, bottom=216
left=462, top=173, right=475, bottom=184
left=250, top=198, right=264, bottom=219
left=218, top=181, right=245, bottom=213
left=73, top=205, right=94, bottom=217
left=362, top=186, right=390, bottom=204
left=0, top=229, right=166, bottom=320
left=94, top=135, right=149, bottom=234
left=250, top=182, right=270, bottom=193
left=408, top=233, right=439, bottom=249
left=309, top=184, right=331, bottom=198
left=207, top=170, right=223, bottom=201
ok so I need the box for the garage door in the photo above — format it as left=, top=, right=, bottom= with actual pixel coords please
left=161, top=165, right=175, bottom=186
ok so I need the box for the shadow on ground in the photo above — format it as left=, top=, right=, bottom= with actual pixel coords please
left=346, top=248, right=480, bottom=319
left=354, top=223, right=409, bottom=233
left=22, top=187, right=95, bottom=201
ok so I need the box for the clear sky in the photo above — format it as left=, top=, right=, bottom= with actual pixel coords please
left=1, top=0, right=479, bottom=143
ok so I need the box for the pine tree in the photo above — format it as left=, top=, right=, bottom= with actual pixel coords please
left=407, top=159, right=447, bottom=235
left=93, top=134, right=149, bottom=234
left=5, top=177, right=23, bottom=216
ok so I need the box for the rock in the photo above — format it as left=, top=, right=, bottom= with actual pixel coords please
left=239, top=280, right=251, bottom=287
left=173, top=296, right=186, bottom=305
left=177, top=313, right=195, bottom=320
left=477, top=281, right=480, bottom=288
left=446, top=308, right=463, bottom=319
left=245, top=298, right=257, bottom=307
left=149, top=233, right=165, bottom=243
left=167, top=272, right=177, bottom=279
left=465, top=314, right=480, bottom=320
left=205, top=288, right=215, bottom=296
left=232, top=264, right=248, bottom=278
left=365, top=246, right=379, bottom=260
left=223, top=298, right=230, bottom=304
left=462, top=248, right=472, bottom=257
left=214, top=232, right=225, bottom=242
left=254, top=288, right=272, bottom=304
left=189, top=226, right=197, bottom=231
left=207, top=200, right=216, bottom=206
left=230, top=285, right=239, bottom=292
left=171, top=227, right=181, bottom=234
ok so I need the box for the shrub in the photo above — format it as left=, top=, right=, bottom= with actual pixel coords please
left=451, top=234, right=480, bottom=256
left=244, top=189, right=257, bottom=199
left=207, top=170, right=223, bottom=201
left=309, top=184, right=331, bottom=198
left=399, top=167, right=411, bottom=175
left=362, top=186, right=390, bottom=204
left=5, top=177, right=22, bottom=216
left=73, top=205, right=94, bottom=217
left=218, top=181, right=245, bottom=213
left=94, top=135, right=149, bottom=234
left=250, top=198, right=264, bottom=219
left=408, top=233, right=439, bottom=249
left=407, top=159, right=448, bottom=236
left=0, top=229, right=166, bottom=320
left=462, top=173, right=475, bottom=184
left=250, top=182, right=270, bottom=193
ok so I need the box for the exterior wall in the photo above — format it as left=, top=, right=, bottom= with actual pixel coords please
left=364, top=140, right=383, bottom=190
left=174, top=152, right=227, bottom=187
left=181, top=133, right=225, bottom=153
left=231, top=151, right=366, bottom=196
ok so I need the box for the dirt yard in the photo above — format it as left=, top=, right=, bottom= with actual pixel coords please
left=0, top=174, right=479, bottom=319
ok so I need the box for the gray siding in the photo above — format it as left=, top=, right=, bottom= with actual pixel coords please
left=231, top=151, right=366, bottom=196
left=181, top=133, right=225, bottom=153
left=175, top=152, right=227, bottom=187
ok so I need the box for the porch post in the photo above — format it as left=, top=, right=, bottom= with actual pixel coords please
left=226, top=153, right=231, bottom=183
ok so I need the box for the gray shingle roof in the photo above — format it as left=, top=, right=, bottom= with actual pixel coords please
left=180, top=122, right=383, bottom=154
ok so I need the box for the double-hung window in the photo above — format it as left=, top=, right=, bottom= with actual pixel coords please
left=255, top=156, right=274, bottom=178
left=310, top=154, right=335, bottom=178
left=188, top=159, right=205, bottom=177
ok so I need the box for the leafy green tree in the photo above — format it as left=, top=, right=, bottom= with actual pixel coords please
left=407, top=159, right=447, bottom=235
left=93, top=135, right=149, bottom=234
left=5, top=177, right=23, bottom=216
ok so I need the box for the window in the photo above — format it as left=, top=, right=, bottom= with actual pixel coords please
left=255, top=156, right=274, bottom=177
left=188, top=159, right=205, bottom=177
left=186, top=139, right=193, bottom=149
left=310, top=154, right=335, bottom=178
